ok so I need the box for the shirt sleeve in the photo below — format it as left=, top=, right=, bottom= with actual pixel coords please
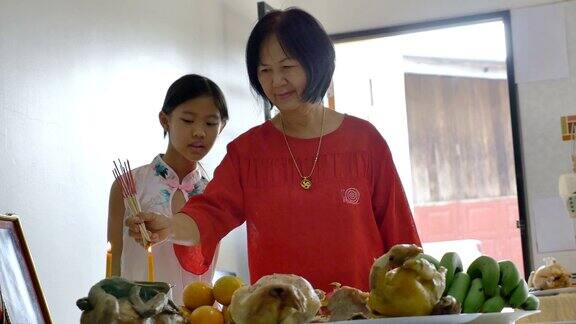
left=173, top=142, right=246, bottom=275
left=370, top=132, right=421, bottom=251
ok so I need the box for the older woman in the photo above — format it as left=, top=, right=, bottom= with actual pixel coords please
left=127, top=7, right=420, bottom=292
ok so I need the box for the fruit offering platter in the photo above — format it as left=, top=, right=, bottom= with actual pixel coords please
left=76, top=244, right=541, bottom=324
left=217, top=245, right=538, bottom=323
left=327, top=310, right=539, bottom=324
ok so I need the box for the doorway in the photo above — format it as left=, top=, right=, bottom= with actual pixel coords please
left=330, top=13, right=529, bottom=275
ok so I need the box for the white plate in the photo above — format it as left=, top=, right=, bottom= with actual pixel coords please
left=531, top=286, right=576, bottom=296
left=330, top=310, right=539, bottom=324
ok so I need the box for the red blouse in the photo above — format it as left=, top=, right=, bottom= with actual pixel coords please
left=175, top=115, right=420, bottom=292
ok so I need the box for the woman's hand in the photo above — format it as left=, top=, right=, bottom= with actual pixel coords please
left=125, top=212, right=171, bottom=246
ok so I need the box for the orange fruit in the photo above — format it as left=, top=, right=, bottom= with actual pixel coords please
left=213, top=275, right=244, bottom=306
left=189, top=305, right=224, bottom=324
left=213, top=276, right=244, bottom=306
left=183, top=281, right=215, bottom=310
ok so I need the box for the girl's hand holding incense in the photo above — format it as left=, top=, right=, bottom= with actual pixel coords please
left=126, top=212, right=170, bottom=246
left=126, top=212, right=202, bottom=247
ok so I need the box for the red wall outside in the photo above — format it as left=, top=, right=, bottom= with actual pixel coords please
left=413, top=197, right=524, bottom=276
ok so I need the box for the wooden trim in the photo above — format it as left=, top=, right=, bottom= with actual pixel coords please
left=257, top=1, right=276, bottom=121
left=501, top=11, right=533, bottom=279
left=0, top=214, right=52, bottom=323
left=257, top=1, right=274, bottom=20
left=327, top=80, right=336, bottom=110
left=330, top=11, right=510, bottom=42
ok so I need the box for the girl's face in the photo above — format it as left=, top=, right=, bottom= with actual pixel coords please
left=160, top=96, right=224, bottom=163
left=257, top=34, right=307, bottom=112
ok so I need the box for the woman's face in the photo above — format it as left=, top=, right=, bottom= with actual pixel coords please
left=257, top=34, right=307, bottom=112
left=161, top=96, right=223, bottom=162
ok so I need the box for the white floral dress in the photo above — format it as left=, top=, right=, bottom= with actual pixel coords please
left=121, top=154, right=217, bottom=304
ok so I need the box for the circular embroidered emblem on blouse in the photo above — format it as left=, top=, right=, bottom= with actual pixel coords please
left=343, top=188, right=360, bottom=204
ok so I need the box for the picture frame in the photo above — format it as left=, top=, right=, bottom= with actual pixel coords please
left=0, top=214, right=51, bottom=324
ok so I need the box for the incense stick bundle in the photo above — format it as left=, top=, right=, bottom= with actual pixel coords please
left=113, top=159, right=151, bottom=246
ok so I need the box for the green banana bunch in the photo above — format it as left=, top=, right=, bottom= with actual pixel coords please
left=521, top=294, right=540, bottom=311
left=462, top=278, right=485, bottom=313
left=481, top=285, right=505, bottom=313
left=446, top=272, right=470, bottom=305
left=495, top=285, right=502, bottom=297
left=496, top=260, right=539, bottom=311
left=416, top=253, right=441, bottom=270
left=509, top=279, right=529, bottom=308
left=429, top=253, right=539, bottom=314
left=440, top=252, right=463, bottom=293
left=467, top=256, right=500, bottom=297
left=480, top=294, right=506, bottom=313
left=498, top=260, right=522, bottom=297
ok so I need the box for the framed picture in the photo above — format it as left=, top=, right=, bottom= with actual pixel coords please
left=0, top=214, right=51, bottom=324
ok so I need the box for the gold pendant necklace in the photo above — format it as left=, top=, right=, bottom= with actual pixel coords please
left=280, top=108, right=325, bottom=190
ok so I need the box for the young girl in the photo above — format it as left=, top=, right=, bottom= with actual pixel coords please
left=107, top=74, right=228, bottom=303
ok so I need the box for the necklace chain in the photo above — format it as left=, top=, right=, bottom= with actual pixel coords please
left=280, top=108, right=325, bottom=190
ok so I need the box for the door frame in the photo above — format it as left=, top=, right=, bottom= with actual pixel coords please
left=257, top=1, right=276, bottom=121
left=330, top=11, right=532, bottom=277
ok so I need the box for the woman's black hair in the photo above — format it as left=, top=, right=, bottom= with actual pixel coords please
left=246, top=7, right=335, bottom=108
left=161, top=74, right=229, bottom=136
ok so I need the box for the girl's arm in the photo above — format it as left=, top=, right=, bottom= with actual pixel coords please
left=107, top=180, right=125, bottom=276
left=125, top=211, right=200, bottom=245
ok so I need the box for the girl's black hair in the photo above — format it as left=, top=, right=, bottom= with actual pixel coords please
left=162, top=74, right=229, bottom=135
left=246, top=7, right=335, bottom=108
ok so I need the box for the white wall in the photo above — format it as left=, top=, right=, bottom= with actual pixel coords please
left=283, top=0, right=576, bottom=273
left=519, top=2, right=576, bottom=272
left=333, top=40, right=414, bottom=211
left=0, top=0, right=274, bottom=322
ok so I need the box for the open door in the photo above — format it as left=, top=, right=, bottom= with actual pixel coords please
left=330, top=13, right=530, bottom=277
